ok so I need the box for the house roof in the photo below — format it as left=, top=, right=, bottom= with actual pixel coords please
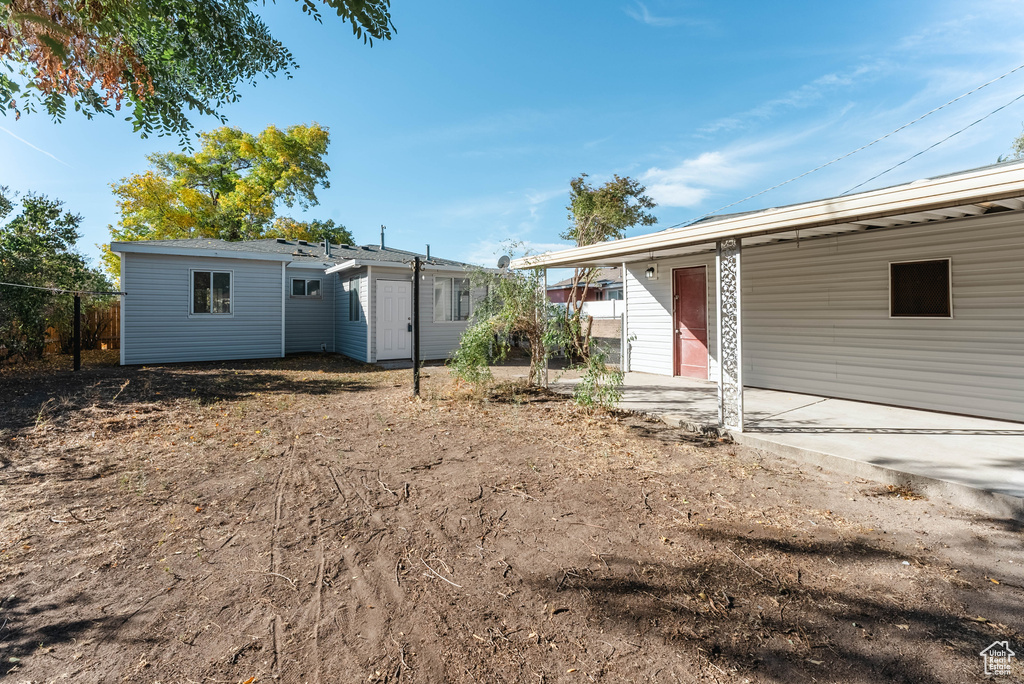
left=110, top=238, right=475, bottom=269
left=548, top=267, right=622, bottom=289
left=512, top=159, right=1024, bottom=269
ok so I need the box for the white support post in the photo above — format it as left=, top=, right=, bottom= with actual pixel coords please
left=542, top=268, right=549, bottom=388
left=621, top=261, right=629, bottom=373
left=716, top=238, right=743, bottom=432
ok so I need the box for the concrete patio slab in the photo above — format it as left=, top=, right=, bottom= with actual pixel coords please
left=554, top=372, right=1024, bottom=520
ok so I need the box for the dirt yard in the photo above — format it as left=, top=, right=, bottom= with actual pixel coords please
left=1, top=354, right=1022, bottom=683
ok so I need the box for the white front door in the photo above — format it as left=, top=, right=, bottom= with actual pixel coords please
left=375, top=279, right=412, bottom=360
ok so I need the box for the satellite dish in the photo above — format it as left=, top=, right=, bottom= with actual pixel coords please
left=497, top=255, right=511, bottom=270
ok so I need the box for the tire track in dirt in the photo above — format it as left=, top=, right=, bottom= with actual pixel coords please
left=311, top=513, right=325, bottom=684
left=269, top=435, right=297, bottom=676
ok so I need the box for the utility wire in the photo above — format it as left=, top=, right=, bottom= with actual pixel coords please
left=0, top=281, right=124, bottom=296
left=664, top=60, right=1024, bottom=230
left=841, top=89, right=1024, bottom=195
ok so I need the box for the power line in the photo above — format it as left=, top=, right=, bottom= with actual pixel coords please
left=665, top=60, right=1024, bottom=230
left=841, top=89, right=1024, bottom=195
left=0, top=281, right=124, bottom=296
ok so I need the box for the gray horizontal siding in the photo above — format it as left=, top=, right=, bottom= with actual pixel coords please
left=285, top=269, right=335, bottom=353
left=421, top=271, right=483, bottom=361
left=122, top=252, right=283, bottom=364
left=625, top=213, right=1024, bottom=422
left=336, top=270, right=369, bottom=362
left=626, top=256, right=717, bottom=378
left=361, top=268, right=480, bottom=362
left=742, top=213, right=1024, bottom=421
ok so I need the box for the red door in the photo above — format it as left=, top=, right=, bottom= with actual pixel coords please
left=673, top=266, right=708, bottom=379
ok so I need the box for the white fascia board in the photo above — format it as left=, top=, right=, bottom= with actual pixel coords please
left=325, top=260, right=358, bottom=274
left=326, top=259, right=493, bottom=274
left=109, top=242, right=293, bottom=262
left=512, top=161, right=1024, bottom=269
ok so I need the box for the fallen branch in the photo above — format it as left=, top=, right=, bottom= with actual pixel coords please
left=421, top=558, right=462, bottom=588
left=246, top=570, right=298, bottom=590
left=727, top=546, right=765, bottom=580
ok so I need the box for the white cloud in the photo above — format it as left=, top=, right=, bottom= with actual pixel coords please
left=701, top=64, right=880, bottom=135
left=461, top=239, right=572, bottom=268
left=641, top=151, right=759, bottom=207
left=624, top=2, right=708, bottom=28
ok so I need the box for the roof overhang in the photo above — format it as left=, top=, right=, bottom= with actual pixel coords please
left=286, top=261, right=336, bottom=269
left=512, top=161, right=1024, bottom=269
left=110, top=242, right=293, bottom=262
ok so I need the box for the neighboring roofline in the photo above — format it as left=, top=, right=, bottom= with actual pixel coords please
left=512, top=160, right=1024, bottom=269
left=546, top=280, right=621, bottom=290
left=110, top=242, right=293, bottom=262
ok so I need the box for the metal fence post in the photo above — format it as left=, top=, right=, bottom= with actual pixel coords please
left=73, top=294, right=81, bottom=372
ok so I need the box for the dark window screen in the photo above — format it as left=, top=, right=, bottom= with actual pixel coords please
left=890, top=260, right=950, bottom=317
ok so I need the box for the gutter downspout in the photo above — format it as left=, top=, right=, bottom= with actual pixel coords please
left=366, top=265, right=373, bottom=363
left=119, top=253, right=126, bottom=366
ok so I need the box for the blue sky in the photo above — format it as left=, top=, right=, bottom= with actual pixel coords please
left=4, top=0, right=1024, bottom=271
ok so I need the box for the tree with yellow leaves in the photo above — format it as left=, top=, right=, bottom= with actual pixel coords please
left=103, top=122, right=351, bottom=276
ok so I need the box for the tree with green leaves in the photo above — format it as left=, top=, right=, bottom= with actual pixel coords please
left=0, top=189, right=113, bottom=360
left=560, top=173, right=656, bottom=357
left=1000, top=129, right=1024, bottom=162
left=0, top=0, right=394, bottom=144
left=103, top=122, right=340, bottom=276
left=451, top=249, right=624, bottom=409
left=451, top=264, right=557, bottom=388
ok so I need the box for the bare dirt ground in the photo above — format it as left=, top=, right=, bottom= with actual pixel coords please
left=1, top=353, right=1022, bottom=683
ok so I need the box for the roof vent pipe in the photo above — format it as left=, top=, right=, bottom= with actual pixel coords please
left=426, top=244, right=430, bottom=261
left=380, top=224, right=386, bottom=250
left=325, top=239, right=331, bottom=258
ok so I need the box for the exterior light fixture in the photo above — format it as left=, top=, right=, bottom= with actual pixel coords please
left=645, top=264, right=658, bottom=280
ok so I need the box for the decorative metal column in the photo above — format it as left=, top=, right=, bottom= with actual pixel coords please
left=716, top=238, right=743, bottom=431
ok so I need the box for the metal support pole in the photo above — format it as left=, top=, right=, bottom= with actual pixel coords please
left=412, top=257, right=421, bottom=397
left=716, top=238, right=743, bottom=431
left=73, top=294, right=81, bottom=372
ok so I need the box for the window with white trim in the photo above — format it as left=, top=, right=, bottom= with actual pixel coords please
left=433, top=277, right=471, bottom=322
left=890, top=259, right=951, bottom=318
left=291, top=278, right=322, bottom=298
left=192, top=270, right=231, bottom=314
left=348, top=277, right=360, bottom=321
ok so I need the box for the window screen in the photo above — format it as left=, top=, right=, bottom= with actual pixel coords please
left=890, top=259, right=950, bottom=317
left=348, top=277, right=360, bottom=321
left=192, top=271, right=231, bottom=314
left=291, top=278, right=322, bottom=297
left=433, top=277, right=471, bottom=322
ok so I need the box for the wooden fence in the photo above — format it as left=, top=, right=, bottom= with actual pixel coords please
left=43, top=300, right=120, bottom=354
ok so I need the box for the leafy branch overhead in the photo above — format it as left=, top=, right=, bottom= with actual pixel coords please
left=0, top=0, right=394, bottom=143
